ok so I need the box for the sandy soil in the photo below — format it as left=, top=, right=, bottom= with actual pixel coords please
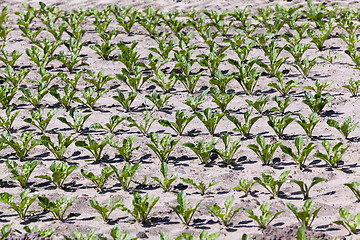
left=0, top=0, right=360, bottom=239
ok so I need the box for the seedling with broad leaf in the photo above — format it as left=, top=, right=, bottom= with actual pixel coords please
left=0, top=49, right=22, bottom=67
left=145, top=90, right=172, bottom=111
left=127, top=110, right=157, bottom=136
left=151, top=162, right=177, bottom=192
left=0, top=224, right=12, bottom=240
left=111, top=163, right=141, bottom=191
left=287, top=199, right=321, bottom=229
left=327, top=117, right=358, bottom=140
left=81, top=166, right=114, bottom=192
left=22, top=225, right=57, bottom=238
left=35, top=160, right=79, bottom=189
left=296, top=113, right=319, bottom=138
left=97, top=225, right=136, bottom=240
left=226, top=109, right=262, bottom=138
left=233, top=178, right=255, bottom=196
left=149, top=32, right=176, bottom=60
left=244, top=202, right=284, bottom=229
left=197, top=42, right=229, bottom=76
left=112, top=89, right=138, bottom=112
left=182, top=178, right=219, bottom=195
left=73, top=87, right=108, bottom=110
left=319, top=50, right=341, bottom=64
left=159, top=110, right=195, bottom=136
left=234, top=66, right=261, bottom=95
left=0, top=65, right=30, bottom=87
left=89, top=197, right=124, bottom=222
left=292, top=57, right=318, bottom=78
left=214, top=133, right=241, bottom=166
left=183, top=90, right=208, bottom=112
left=58, top=71, right=82, bottom=90
left=39, top=133, right=77, bottom=160
left=0, top=84, right=18, bottom=109
left=1, top=131, right=40, bottom=160
left=247, top=135, right=282, bottom=165
left=209, top=70, right=234, bottom=93
left=280, top=136, right=316, bottom=169
left=5, top=159, right=39, bottom=188
left=303, top=91, right=332, bottom=114
left=56, top=51, right=88, bottom=72
left=270, top=96, right=292, bottom=114
left=116, top=67, right=152, bottom=92
left=38, top=195, right=77, bottom=221
left=90, top=40, right=116, bottom=60
left=50, top=84, right=77, bottom=111
left=245, top=95, right=269, bottom=115
left=268, top=72, right=299, bottom=96
left=257, top=40, right=288, bottom=76
left=150, top=71, right=177, bottom=93
left=343, top=78, right=360, bottom=97
left=24, top=108, right=58, bottom=133
left=84, top=70, right=114, bottom=91
left=90, top=115, right=126, bottom=133
left=183, top=138, right=218, bottom=165
left=75, top=134, right=114, bottom=161
left=206, top=195, right=241, bottom=226
left=344, top=182, right=360, bottom=201
left=109, top=135, right=140, bottom=162
left=146, top=132, right=180, bottom=163
left=18, top=83, right=49, bottom=109
left=316, top=140, right=349, bottom=169
left=283, top=42, right=310, bottom=63
left=267, top=114, right=295, bottom=139
left=120, top=192, right=159, bottom=224
left=0, top=106, right=19, bottom=132
left=63, top=228, right=97, bottom=240
left=112, top=6, right=139, bottom=34
left=290, top=177, right=327, bottom=200
left=209, top=87, right=235, bottom=113
left=170, top=191, right=203, bottom=226
left=58, top=107, right=92, bottom=133
left=253, top=171, right=290, bottom=198
left=333, top=208, right=360, bottom=234
left=195, top=108, right=225, bottom=136
left=0, top=189, right=38, bottom=219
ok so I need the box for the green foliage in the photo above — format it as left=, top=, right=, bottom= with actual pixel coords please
left=197, top=42, right=229, bottom=76
left=113, top=6, right=140, bottom=34
left=56, top=50, right=88, bottom=72
left=24, top=108, right=58, bottom=133
left=160, top=230, right=220, bottom=240
left=206, top=195, right=241, bottom=226
left=253, top=171, right=290, bottom=198
left=120, top=192, right=160, bottom=223
left=0, top=65, right=30, bottom=87
left=58, top=107, right=92, bottom=133
left=90, top=115, right=126, bottom=133
left=97, top=225, right=137, bottom=240
left=127, top=110, right=157, bottom=136
left=244, top=202, right=284, bottom=229
left=0, top=49, right=22, bottom=67
left=182, top=178, right=219, bottom=195
left=112, top=89, right=138, bottom=112
left=290, top=177, right=327, bottom=200
left=214, top=133, right=241, bottom=166
left=296, top=113, right=319, bottom=138
left=39, top=133, right=77, bottom=160
left=73, top=87, right=108, bottom=110
left=90, top=40, right=116, bottom=60
left=209, top=87, right=235, bottom=113
left=38, top=195, right=77, bottom=221
left=18, top=83, right=49, bottom=109
left=319, top=50, right=341, bottom=64
left=283, top=42, right=310, bottom=63
left=81, top=166, right=114, bottom=191
left=183, top=90, right=208, bottom=112
left=145, top=90, right=173, bottom=111
left=292, top=57, right=318, bottom=78
left=159, top=110, right=195, bottom=136
left=22, top=225, right=57, bottom=238
left=149, top=31, right=176, bottom=60
left=195, top=108, right=225, bottom=136
left=35, top=160, right=79, bottom=189
left=89, top=197, right=124, bottom=222
left=0, top=84, right=18, bottom=109
left=303, top=91, right=332, bottom=114
left=1, top=131, right=40, bottom=160
left=287, top=199, right=321, bottom=229
left=280, top=136, right=316, bottom=169
left=84, top=70, right=114, bottom=91
left=64, top=38, right=86, bottom=55
left=209, top=70, right=234, bottom=93
left=245, top=95, right=269, bottom=115
left=150, top=71, right=177, bottom=93
left=50, top=84, right=77, bottom=111
left=151, top=162, right=177, bottom=192
left=0, top=189, right=38, bottom=219
left=170, top=191, right=203, bottom=226
left=58, top=70, right=82, bottom=89
left=75, top=134, right=114, bottom=161
left=63, top=228, right=97, bottom=240
left=109, top=135, right=140, bottom=162
left=327, top=116, right=359, bottom=139
left=233, top=178, right=255, bottom=196
left=0, top=106, right=19, bottom=132
left=146, top=132, right=180, bottom=163
left=116, top=67, right=152, bottom=92
left=247, top=135, right=282, bottom=165
left=344, top=181, right=360, bottom=201
left=257, top=40, right=288, bottom=76
left=233, top=66, right=261, bottom=95
left=270, top=96, right=292, bottom=114
left=343, top=78, right=360, bottom=97
left=226, top=109, right=261, bottom=138
left=0, top=223, right=12, bottom=240
left=314, top=140, right=349, bottom=168
left=5, top=159, right=40, bottom=188
left=333, top=208, right=360, bottom=234
left=183, top=138, right=218, bottom=165
left=268, top=72, right=299, bottom=96
left=111, top=163, right=142, bottom=191
left=267, top=114, right=295, bottom=139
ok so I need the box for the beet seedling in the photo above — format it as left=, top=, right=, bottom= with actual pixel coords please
left=58, top=70, right=82, bottom=90
left=197, top=42, right=229, bottom=76
left=0, top=224, right=13, bottom=240
left=145, top=90, right=173, bottom=111
left=1, top=131, right=40, bottom=160
left=5, top=159, right=40, bottom=188
left=58, top=107, right=92, bottom=133
left=210, top=87, right=235, bottom=113
left=247, top=135, right=282, bottom=165
left=1, top=65, right=30, bottom=87
left=244, top=202, right=284, bottom=229
left=292, top=57, right=318, bottom=78
left=280, top=136, right=316, bottom=169
left=226, top=109, right=262, bottom=138
left=0, top=49, right=22, bottom=67
left=303, top=91, right=332, bottom=114
left=19, top=83, right=49, bottom=109
left=315, top=140, right=349, bottom=168
left=214, top=133, right=241, bottom=166
left=0, top=190, right=38, bottom=219
left=150, top=71, right=177, bottom=94
left=233, top=66, right=261, bottom=95
left=183, top=90, right=208, bottom=112
left=109, top=135, right=140, bottom=162
left=73, top=87, right=108, bottom=110
left=0, top=106, right=19, bottom=132
left=0, top=84, right=18, bottom=109
left=89, top=197, right=124, bottom=222
left=81, top=166, right=114, bottom=191
left=290, top=177, right=327, bottom=200
left=343, top=78, right=360, bottom=97
left=170, top=191, right=203, bottom=226
left=296, top=113, right=319, bottom=138
left=149, top=31, right=176, bottom=60
left=344, top=182, right=360, bottom=201
left=24, top=108, right=58, bottom=133
left=183, top=138, right=218, bottom=165
left=90, top=41, right=116, bottom=60
left=158, top=110, right=195, bottom=136
left=182, top=178, right=219, bottom=195
left=195, top=108, right=225, bottom=136
left=268, top=72, right=299, bottom=96
left=270, top=96, right=292, bottom=114
left=50, top=84, right=77, bottom=111
left=139, top=6, right=160, bottom=35
left=111, top=163, right=141, bottom=191
left=84, top=70, right=114, bottom=91
left=39, top=133, right=77, bottom=160
left=146, top=132, right=180, bottom=163
left=333, top=208, right=360, bottom=234
left=22, top=225, right=57, bottom=238
left=233, top=178, right=255, bottom=196
left=19, top=26, right=43, bottom=42
left=116, top=66, right=152, bottom=92
left=112, top=6, right=139, bottom=34
left=283, top=42, right=310, bottom=63
left=209, top=70, right=234, bottom=94
left=151, top=162, right=177, bottom=192
left=63, top=228, right=96, bottom=240
left=75, top=134, right=114, bottom=161
left=127, top=110, right=157, bottom=136
left=256, top=40, right=288, bottom=76
left=38, top=195, right=77, bottom=221
left=287, top=199, right=321, bottom=229
left=112, top=89, right=138, bottom=112
left=206, top=195, right=241, bottom=226
left=90, top=115, right=126, bottom=133
left=327, top=116, right=359, bottom=139
left=245, top=95, right=269, bottom=115
left=64, top=38, right=86, bottom=55
left=253, top=171, right=290, bottom=198
left=35, top=160, right=79, bottom=189
left=267, top=114, right=295, bottom=139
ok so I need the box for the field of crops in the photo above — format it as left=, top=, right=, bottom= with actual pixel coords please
left=1, top=0, right=360, bottom=239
